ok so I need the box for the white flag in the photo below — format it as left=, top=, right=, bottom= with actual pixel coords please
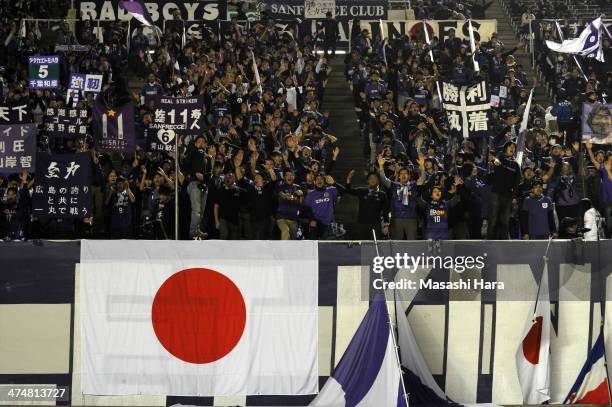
left=515, top=258, right=551, bottom=404
left=468, top=20, right=480, bottom=72
left=252, top=50, right=262, bottom=94
left=395, top=294, right=447, bottom=401
left=80, top=240, right=319, bottom=397
left=515, top=88, right=533, bottom=167
left=546, top=17, right=604, bottom=62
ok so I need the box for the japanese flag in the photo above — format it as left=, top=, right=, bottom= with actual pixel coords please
left=515, top=258, right=551, bottom=404
left=80, top=240, right=318, bottom=397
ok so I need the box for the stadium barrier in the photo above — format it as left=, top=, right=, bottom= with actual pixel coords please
left=1, top=239, right=611, bottom=405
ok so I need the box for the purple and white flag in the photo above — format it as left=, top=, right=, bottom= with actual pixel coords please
left=546, top=17, right=605, bottom=62
left=310, top=295, right=407, bottom=407
left=119, top=0, right=156, bottom=28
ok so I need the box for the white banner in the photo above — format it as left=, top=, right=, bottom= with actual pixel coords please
left=305, top=0, right=335, bottom=18
left=360, top=19, right=498, bottom=43
left=80, top=240, right=319, bottom=396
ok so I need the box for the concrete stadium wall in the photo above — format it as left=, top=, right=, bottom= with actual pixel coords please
left=0, top=240, right=609, bottom=405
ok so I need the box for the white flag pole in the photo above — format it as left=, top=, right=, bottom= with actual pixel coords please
left=603, top=19, right=612, bottom=41
left=251, top=50, right=262, bottom=95
left=127, top=19, right=131, bottom=53
left=379, top=19, right=387, bottom=65
left=423, top=21, right=443, bottom=107
left=372, top=230, right=410, bottom=407
left=468, top=20, right=480, bottom=72
left=516, top=88, right=533, bottom=167
left=555, top=20, right=589, bottom=82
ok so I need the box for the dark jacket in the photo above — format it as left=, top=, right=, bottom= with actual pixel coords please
left=346, top=183, right=390, bottom=225
left=487, top=155, right=521, bottom=197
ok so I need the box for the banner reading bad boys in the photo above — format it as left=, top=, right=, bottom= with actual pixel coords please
left=78, top=0, right=227, bottom=40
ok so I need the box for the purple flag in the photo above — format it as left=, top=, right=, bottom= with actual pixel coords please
left=119, top=0, right=156, bottom=27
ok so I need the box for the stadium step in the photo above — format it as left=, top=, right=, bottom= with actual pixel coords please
left=487, top=0, right=549, bottom=106
left=324, top=57, right=364, bottom=236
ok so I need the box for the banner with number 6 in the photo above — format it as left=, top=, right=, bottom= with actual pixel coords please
left=92, top=100, right=136, bottom=153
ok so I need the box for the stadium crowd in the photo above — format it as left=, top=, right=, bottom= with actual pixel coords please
left=346, top=9, right=610, bottom=241
left=0, top=3, right=610, bottom=241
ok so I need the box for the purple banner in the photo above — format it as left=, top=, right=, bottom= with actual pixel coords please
left=0, top=124, right=37, bottom=174
left=32, top=152, right=92, bottom=219
left=147, top=96, right=204, bottom=153
left=92, top=100, right=136, bottom=153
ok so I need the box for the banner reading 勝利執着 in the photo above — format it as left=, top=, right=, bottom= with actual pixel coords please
left=441, top=80, right=491, bottom=140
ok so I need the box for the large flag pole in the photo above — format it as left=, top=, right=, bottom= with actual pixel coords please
left=554, top=20, right=590, bottom=82
left=468, top=20, right=480, bottom=72
left=379, top=20, right=387, bottom=66
left=533, top=236, right=553, bottom=316
left=515, top=88, right=533, bottom=168
left=127, top=19, right=131, bottom=53
left=595, top=209, right=612, bottom=399
left=422, top=21, right=443, bottom=107
left=372, top=229, right=410, bottom=407
left=174, top=134, right=179, bottom=240
left=251, top=50, right=262, bottom=95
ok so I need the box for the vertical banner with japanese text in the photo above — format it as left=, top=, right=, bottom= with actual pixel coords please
left=147, top=96, right=204, bottom=153
left=92, top=101, right=136, bottom=153
left=441, top=80, right=490, bottom=139
left=32, top=152, right=92, bottom=218
left=0, top=124, right=37, bottom=173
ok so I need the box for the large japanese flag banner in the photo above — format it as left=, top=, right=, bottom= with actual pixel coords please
left=80, top=240, right=319, bottom=397
left=440, top=80, right=491, bottom=139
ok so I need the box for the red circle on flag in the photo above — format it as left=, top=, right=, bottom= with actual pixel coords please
left=151, top=268, right=246, bottom=364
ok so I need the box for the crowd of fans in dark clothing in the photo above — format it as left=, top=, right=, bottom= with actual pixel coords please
left=345, top=4, right=610, bottom=241
left=0, top=2, right=611, bottom=241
